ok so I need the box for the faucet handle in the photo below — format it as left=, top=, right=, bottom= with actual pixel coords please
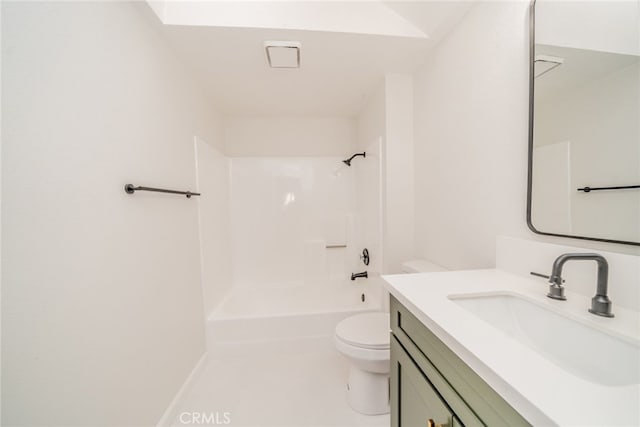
left=530, top=271, right=565, bottom=283
left=531, top=272, right=567, bottom=300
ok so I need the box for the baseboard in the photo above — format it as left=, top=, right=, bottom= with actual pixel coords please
left=156, top=351, right=209, bottom=427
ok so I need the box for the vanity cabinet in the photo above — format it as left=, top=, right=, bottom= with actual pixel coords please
left=390, top=296, right=530, bottom=427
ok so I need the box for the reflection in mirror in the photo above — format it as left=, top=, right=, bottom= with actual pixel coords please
left=529, top=0, right=640, bottom=245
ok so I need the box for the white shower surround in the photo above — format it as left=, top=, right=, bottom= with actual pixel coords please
left=228, top=157, right=359, bottom=287
left=202, top=155, right=383, bottom=354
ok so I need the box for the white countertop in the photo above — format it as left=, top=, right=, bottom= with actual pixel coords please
left=382, top=269, right=640, bottom=426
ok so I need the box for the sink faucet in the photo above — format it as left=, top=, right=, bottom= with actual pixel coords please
left=548, top=253, right=614, bottom=318
left=351, top=271, right=368, bottom=281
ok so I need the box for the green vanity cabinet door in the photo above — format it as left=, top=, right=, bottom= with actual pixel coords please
left=390, top=296, right=531, bottom=427
left=391, top=337, right=455, bottom=427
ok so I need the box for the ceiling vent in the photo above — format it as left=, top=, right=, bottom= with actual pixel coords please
left=264, top=41, right=301, bottom=69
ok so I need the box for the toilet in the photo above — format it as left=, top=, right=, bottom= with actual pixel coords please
left=335, top=259, right=447, bottom=415
left=401, top=259, right=447, bottom=273
left=335, top=312, right=390, bottom=415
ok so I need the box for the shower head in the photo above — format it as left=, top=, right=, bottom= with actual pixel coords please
left=342, top=152, right=366, bottom=167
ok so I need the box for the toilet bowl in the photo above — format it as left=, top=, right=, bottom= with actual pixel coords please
left=335, top=312, right=390, bottom=415
left=336, top=260, right=448, bottom=415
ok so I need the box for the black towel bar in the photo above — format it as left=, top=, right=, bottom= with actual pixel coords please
left=577, top=185, right=640, bottom=193
left=124, top=184, right=200, bottom=198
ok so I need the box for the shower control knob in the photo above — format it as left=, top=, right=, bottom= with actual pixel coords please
left=360, top=248, right=370, bottom=266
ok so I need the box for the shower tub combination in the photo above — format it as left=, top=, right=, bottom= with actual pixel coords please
left=205, top=156, right=385, bottom=357
left=206, top=277, right=384, bottom=357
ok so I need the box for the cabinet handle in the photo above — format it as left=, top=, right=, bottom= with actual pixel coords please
left=427, top=420, right=444, bottom=427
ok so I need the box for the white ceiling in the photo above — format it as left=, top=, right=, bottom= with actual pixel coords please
left=154, top=1, right=430, bottom=38
left=148, top=1, right=474, bottom=116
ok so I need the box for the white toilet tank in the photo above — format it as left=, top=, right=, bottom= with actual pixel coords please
left=401, top=259, right=447, bottom=273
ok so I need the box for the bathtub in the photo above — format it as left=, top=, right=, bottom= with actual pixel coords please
left=206, top=277, right=384, bottom=357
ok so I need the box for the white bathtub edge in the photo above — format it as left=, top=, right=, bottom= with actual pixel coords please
left=206, top=309, right=379, bottom=350
left=156, top=351, right=209, bottom=427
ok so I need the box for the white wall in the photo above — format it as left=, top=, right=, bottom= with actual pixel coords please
left=356, top=76, right=418, bottom=275
left=1, top=2, right=222, bottom=425
left=357, top=83, right=386, bottom=153
left=195, top=138, right=233, bottom=317
left=356, top=82, right=386, bottom=275
left=384, top=74, right=415, bottom=273
left=413, top=0, right=640, bottom=276
left=354, top=137, right=384, bottom=276
left=413, top=1, right=534, bottom=270
left=224, top=116, right=356, bottom=157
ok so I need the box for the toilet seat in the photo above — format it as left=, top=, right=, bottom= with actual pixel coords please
left=335, top=312, right=390, bottom=350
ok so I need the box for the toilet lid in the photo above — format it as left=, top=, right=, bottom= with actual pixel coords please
left=335, top=313, right=390, bottom=350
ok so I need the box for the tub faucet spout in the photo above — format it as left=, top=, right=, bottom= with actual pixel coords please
left=351, top=271, right=368, bottom=281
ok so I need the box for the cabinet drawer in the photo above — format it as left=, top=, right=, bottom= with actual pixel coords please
left=392, top=327, right=482, bottom=427
left=391, top=296, right=530, bottom=427
left=391, top=337, right=460, bottom=427
left=391, top=336, right=458, bottom=427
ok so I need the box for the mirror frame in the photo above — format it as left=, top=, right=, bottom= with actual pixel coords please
left=526, top=0, right=640, bottom=247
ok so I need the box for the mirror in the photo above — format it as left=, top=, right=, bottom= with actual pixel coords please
left=528, top=0, right=640, bottom=246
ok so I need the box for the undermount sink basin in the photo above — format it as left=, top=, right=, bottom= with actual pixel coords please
left=449, top=292, right=640, bottom=387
